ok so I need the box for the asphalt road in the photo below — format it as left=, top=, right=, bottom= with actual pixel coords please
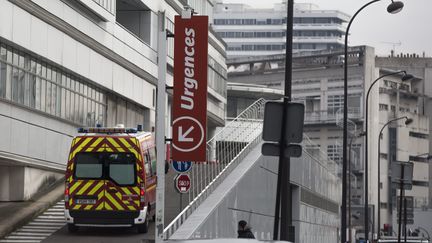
left=42, top=222, right=155, bottom=243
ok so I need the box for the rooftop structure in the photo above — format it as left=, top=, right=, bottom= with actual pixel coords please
left=212, top=1, right=350, bottom=58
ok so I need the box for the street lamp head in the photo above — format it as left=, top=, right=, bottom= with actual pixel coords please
left=387, top=1, right=404, bottom=14
left=401, top=72, right=414, bottom=81
left=405, top=118, right=413, bottom=125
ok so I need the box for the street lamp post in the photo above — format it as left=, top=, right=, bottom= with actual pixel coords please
left=365, top=70, right=412, bottom=241
left=377, top=116, right=413, bottom=239
left=342, top=2, right=405, bottom=242
left=349, top=131, right=366, bottom=243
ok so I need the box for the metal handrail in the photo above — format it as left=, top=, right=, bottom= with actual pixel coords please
left=163, top=98, right=266, bottom=239
left=163, top=98, right=340, bottom=238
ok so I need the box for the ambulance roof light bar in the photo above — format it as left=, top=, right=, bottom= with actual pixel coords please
left=77, top=127, right=139, bottom=134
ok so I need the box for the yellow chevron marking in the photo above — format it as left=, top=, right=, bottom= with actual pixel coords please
left=104, top=203, right=112, bottom=210
left=122, top=187, right=132, bottom=195
left=77, top=181, right=93, bottom=195
left=133, top=187, right=140, bottom=194
left=69, top=198, right=73, bottom=206
left=74, top=137, right=82, bottom=145
left=96, top=203, right=104, bottom=210
left=88, top=182, right=103, bottom=195
left=107, top=138, right=125, bottom=152
left=118, top=138, right=140, bottom=159
left=73, top=205, right=81, bottom=210
left=105, top=147, right=113, bottom=152
left=105, top=193, right=124, bottom=210
left=89, top=137, right=104, bottom=149
left=127, top=205, right=135, bottom=210
left=84, top=205, right=93, bottom=210
left=69, top=181, right=82, bottom=194
left=84, top=137, right=102, bottom=152
left=71, top=137, right=93, bottom=159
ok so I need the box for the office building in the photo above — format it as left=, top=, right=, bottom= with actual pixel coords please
left=213, top=0, right=349, bottom=58
left=0, top=0, right=227, bottom=201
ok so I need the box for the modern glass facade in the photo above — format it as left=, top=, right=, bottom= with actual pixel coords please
left=0, top=42, right=106, bottom=126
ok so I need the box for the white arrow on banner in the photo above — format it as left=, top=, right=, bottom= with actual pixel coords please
left=178, top=126, right=194, bottom=142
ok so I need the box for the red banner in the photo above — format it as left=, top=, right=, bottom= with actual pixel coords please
left=172, top=15, right=208, bottom=162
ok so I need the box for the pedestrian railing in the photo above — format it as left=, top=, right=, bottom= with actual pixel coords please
left=163, top=98, right=266, bottom=239
left=163, top=98, right=340, bottom=239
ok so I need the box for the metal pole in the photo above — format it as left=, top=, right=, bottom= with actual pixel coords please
left=348, top=137, right=353, bottom=243
left=377, top=132, right=382, bottom=239
left=397, top=163, right=405, bottom=243
left=155, top=11, right=167, bottom=243
left=377, top=115, right=409, bottom=240
left=404, top=197, right=407, bottom=243
left=274, top=0, right=294, bottom=240
left=343, top=2, right=381, bottom=241
left=280, top=0, right=294, bottom=241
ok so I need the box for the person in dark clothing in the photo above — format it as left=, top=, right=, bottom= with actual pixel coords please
left=237, top=220, right=255, bottom=239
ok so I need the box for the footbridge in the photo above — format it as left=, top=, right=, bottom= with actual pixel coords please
left=163, top=99, right=342, bottom=243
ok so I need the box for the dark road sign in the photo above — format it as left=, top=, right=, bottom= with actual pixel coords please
left=262, top=143, right=302, bottom=158
left=262, top=101, right=304, bottom=143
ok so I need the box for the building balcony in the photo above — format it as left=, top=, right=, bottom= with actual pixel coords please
left=294, top=23, right=346, bottom=32
left=305, top=108, right=362, bottom=125
left=293, top=36, right=344, bottom=44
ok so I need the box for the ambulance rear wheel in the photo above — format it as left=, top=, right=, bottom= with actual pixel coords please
left=136, top=217, right=148, bottom=233
left=67, top=223, right=79, bottom=233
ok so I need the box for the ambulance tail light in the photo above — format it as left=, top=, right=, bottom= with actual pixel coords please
left=140, top=187, right=145, bottom=207
left=64, top=186, right=70, bottom=209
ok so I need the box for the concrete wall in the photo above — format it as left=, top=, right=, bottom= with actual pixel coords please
left=171, top=142, right=341, bottom=243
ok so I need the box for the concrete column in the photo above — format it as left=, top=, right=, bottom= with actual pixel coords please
left=9, top=166, right=25, bottom=201
left=0, top=165, right=10, bottom=201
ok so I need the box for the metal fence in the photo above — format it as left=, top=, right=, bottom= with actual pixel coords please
left=163, top=98, right=341, bottom=239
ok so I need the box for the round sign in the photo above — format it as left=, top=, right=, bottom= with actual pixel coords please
left=175, top=174, right=191, bottom=193
left=172, top=161, right=192, bottom=173
left=172, top=116, right=205, bottom=152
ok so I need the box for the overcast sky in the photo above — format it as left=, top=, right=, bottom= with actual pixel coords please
left=222, top=0, right=432, bottom=57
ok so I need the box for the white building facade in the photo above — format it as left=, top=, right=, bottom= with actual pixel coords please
left=0, top=0, right=227, bottom=201
left=212, top=0, right=349, bottom=58
left=226, top=47, right=432, bottom=239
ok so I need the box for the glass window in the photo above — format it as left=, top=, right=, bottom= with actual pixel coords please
left=107, top=153, right=136, bottom=185
left=0, top=46, right=6, bottom=98
left=144, top=152, right=151, bottom=178
left=74, top=153, right=103, bottom=179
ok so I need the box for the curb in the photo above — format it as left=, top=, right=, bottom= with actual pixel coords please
left=0, top=180, right=65, bottom=239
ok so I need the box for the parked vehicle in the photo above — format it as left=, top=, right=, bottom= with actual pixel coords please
left=63, top=125, right=157, bottom=233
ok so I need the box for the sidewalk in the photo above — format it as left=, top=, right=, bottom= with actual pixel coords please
left=0, top=181, right=64, bottom=239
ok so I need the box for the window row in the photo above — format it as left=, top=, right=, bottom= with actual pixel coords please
left=227, top=45, right=286, bottom=51
left=217, top=30, right=342, bottom=39
left=217, top=31, right=286, bottom=38
left=0, top=43, right=106, bottom=126
left=214, top=17, right=343, bottom=25
left=226, top=43, right=342, bottom=51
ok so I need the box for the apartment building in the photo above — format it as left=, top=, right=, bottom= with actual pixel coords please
left=0, top=0, right=227, bottom=201
left=212, top=0, right=349, bottom=58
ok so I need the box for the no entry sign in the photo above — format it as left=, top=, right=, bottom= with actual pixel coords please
left=172, top=15, right=208, bottom=162
left=175, top=174, right=191, bottom=193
